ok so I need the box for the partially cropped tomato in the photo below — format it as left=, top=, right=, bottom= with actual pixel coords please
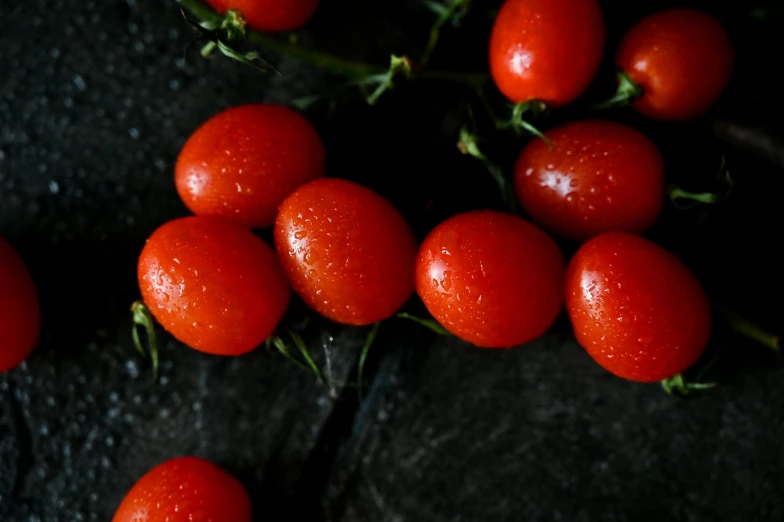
left=0, top=238, right=40, bottom=373
left=616, top=8, right=734, bottom=120
left=113, top=457, right=251, bottom=522
left=274, top=178, right=416, bottom=325
left=565, top=232, right=711, bottom=382
left=176, top=104, right=325, bottom=230
left=206, top=0, right=320, bottom=32
left=138, top=216, right=290, bottom=355
left=489, top=0, right=605, bottom=106
left=514, top=120, right=664, bottom=242
left=415, top=211, right=565, bottom=348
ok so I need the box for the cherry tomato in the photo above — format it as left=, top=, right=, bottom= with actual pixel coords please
left=489, top=0, right=605, bottom=106
left=205, top=0, right=320, bottom=32
left=138, top=216, right=290, bottom=355
left=415, top=210, right=565, bottom=348
left=113, top=456, right=251, bottom=522
left=274, top=178, right=416, bottom=326
left=565, top=232, right=711, bottom=382
left=514, top=120, right=664, bottom=242
left=176, top=104, right=325, bottom=230
left=616, top=8, right=734, bottom=120
left=0, top=238, right=40, bottom=373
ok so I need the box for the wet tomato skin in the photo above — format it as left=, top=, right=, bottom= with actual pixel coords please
left=565, top=232, right=711, bottom=382
left=489, top=0, right=605, bottom=106
left=514, top=120, right=664, bottom=242
left=138, top=216, right=290, bottom=355
left=176, top=104, right=325, bottom=230
left=205, top=0, right=320, bottom=32
left=112, top=456, right=252, bottom=522
left=616, top=8, right=734, bottom=120
left=0, top=238, right=40, bottom=373
left=415, top=210, right=565, bottom=348
left=274, top=178, right=417, bottom=326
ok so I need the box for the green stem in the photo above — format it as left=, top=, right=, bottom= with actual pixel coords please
left=177, top=0, right=487, bottom=86
left=591, top=70, right=643, bottom=111
left=420, top=0, right=471, bottom=67
left=357, top=322, right=381, bottom=401
left=496, top=100, right=552, bottom=148
left=131, top=300, right=159, bottom=382
left=714, top=304, right=779, bottom=352
left=669, top=187, right=722, bottom=205
left=458, top=124, right=517, bottom=212
left=397, top=312, right=452, bottom=336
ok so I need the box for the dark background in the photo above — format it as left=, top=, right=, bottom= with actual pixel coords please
left=1, top=0, right=783, bottom=520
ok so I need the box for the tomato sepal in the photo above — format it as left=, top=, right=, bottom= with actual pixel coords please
left=457, top=123, right=517, bottom=212
left=130, top=300, right=160, bottom=382
left=591, top=70, right=643, bottom=111
left=660, top=373, right=716, bottom=398
left=496, top=100, right=552, bottom=148
left=669, top=162, right=734, bottom=210
left=361, top=55, right=414, bottom=106
left=181, top=7, right=280, bottom=74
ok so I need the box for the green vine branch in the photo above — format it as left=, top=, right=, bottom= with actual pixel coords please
left=458, top=123, right=517, bottom=212
left=177, top=0, right=487, bottom=104
left=421, top=0, right=472, bottom=66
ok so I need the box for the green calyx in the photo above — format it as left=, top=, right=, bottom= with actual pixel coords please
left=591, top=70, right=643, bottom=111
left=496, top=100, right=552, bottom=148
left=660, top=373, right=716, bottom=398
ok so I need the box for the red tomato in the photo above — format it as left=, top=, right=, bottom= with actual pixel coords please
left=0, top=238, right=40, bottom=373
left=113, top=456, right=251, bottom=522
left=138, top=216, right=290, bottom=355
left=616, top=8, right=734, bottom=120
left=489, top=0, right=605, bottom=106
left=274, top=178, right=416, bottom=326
left=514, top=120, right=664, bottom=242
left=176, top=104, right=325, bottom=230
left=415, top=211, right=565, bottom=348
left=565, top=232, right=711, bottom=382
left=205, top=0, right=320, bottom=32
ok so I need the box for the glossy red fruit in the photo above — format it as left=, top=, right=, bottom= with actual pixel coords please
left=489, top=0, right=605, bottom=106
left=0, top=238, right=40, bottom=373
left=274, top=178, right=416, bottom=326
left=205, top=0, right=320, bottom=32
left=616, top=8, right=734, bottom=120
left=565, top=232, right=711, bottom=382
left=138, top=216, right=290, bottom=355
left=176, top=104, right=325, bottom=230
left=514, top=120, right=664, bottom=242
left=113, top=456, right=251, bottom=522
left=415, top=210, right=565, bottom=348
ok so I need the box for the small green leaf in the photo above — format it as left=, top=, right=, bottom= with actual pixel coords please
left=131, top=300, right=159, bottom=382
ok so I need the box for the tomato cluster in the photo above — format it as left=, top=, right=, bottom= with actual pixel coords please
left=130, top=2, right=732, bottom=391
left=0, top=0, right=743, bottom=516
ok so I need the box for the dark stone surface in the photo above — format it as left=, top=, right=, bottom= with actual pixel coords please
left=1, top=0, right=783, bottom=521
